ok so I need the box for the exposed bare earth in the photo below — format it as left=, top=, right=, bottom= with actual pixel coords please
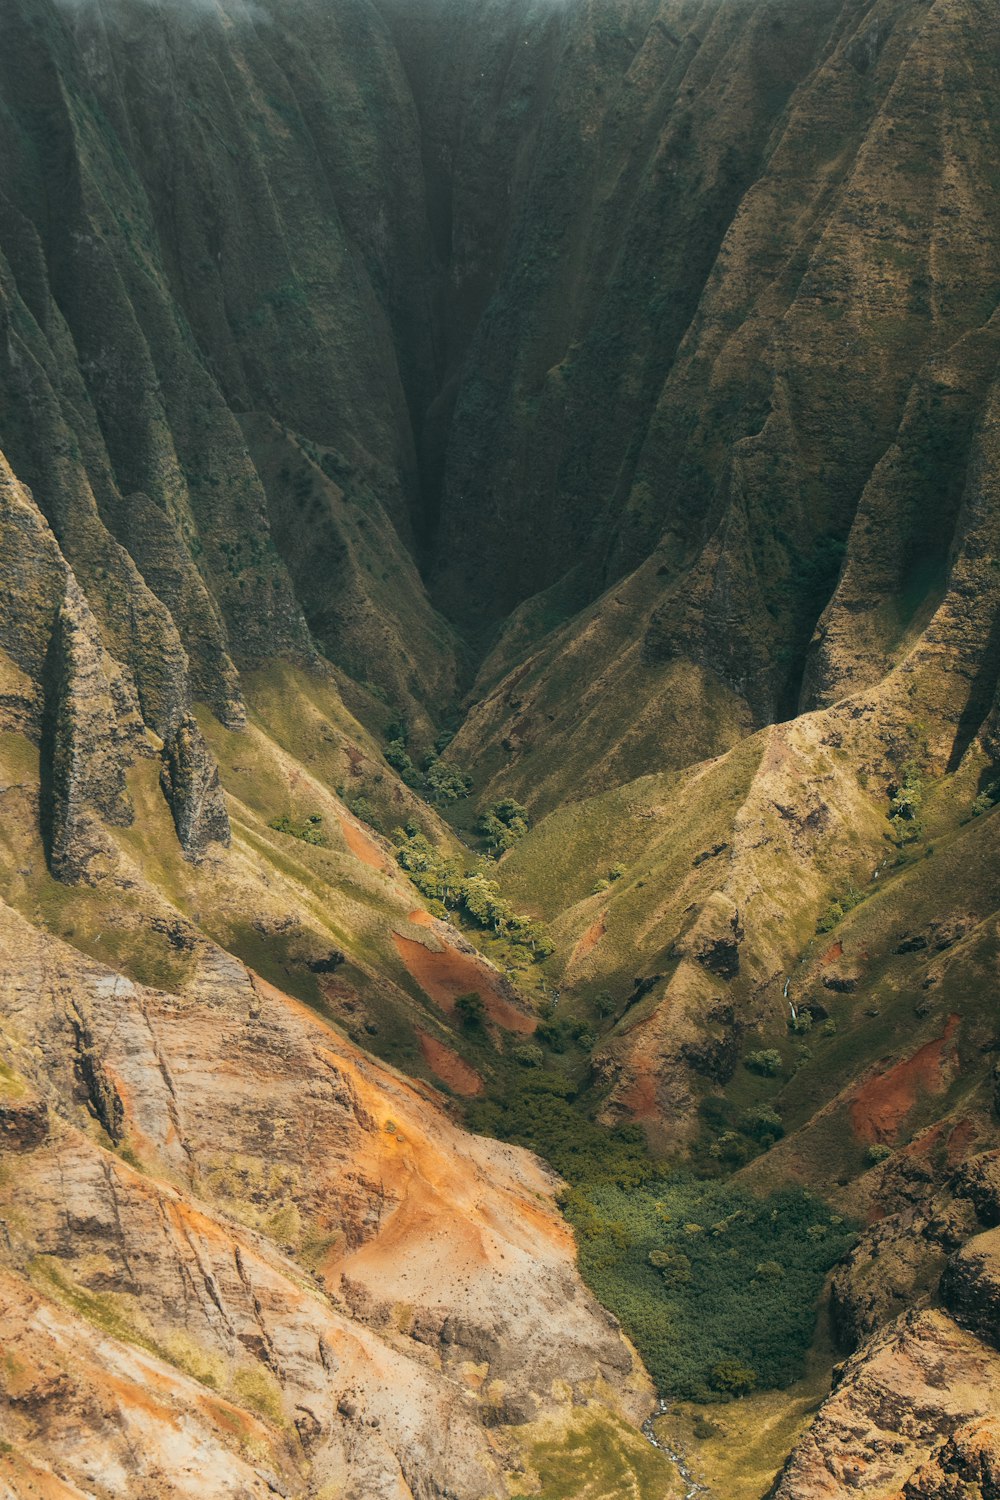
left=0, top=905, right=647, bottom=1497
left=415, top=1027, right=485, bottom=1096
left=392, top=930, right=537, bottom=1034
left=849, top=1016, right=962, bottom=1145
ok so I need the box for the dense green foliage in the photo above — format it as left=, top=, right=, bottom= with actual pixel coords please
left=384, top=728, right=472, bottom=806
left=816, top=884, right=866, bottom=933
left=888, top=760, right=925, bottom=845
left=466, top=1075, right=854, bottom=1402
left=267, top=812, right=326, bottom=846
left=393, top=827, right=554, bottom=957
left=476, top=798, right=530, bottom=853
left=568, top=1178, right=855, bottom=1400
left=467, top=1075, right=656, bottom=1187
left=744, top=1048, right=783, bottom=1077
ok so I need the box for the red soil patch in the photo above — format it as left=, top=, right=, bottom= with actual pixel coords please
left=415, top=1029, right=484, bottom=1096
left=850, top=1015, right=961, bottom=1145
left=336, top=812, right=392, bottom=873
left=571, top=913, right=606, bottom=967
left=392, top=932, right=535, bottom=1034
left=900, top=1120, right=948, bottom=1163
left=614, top=1023, right=660, bottom=1120
left=618, top=1070, right=659, bottom=1120
left=0, top=1451, right=89, bottom=1500
left=407, top=909, right=434, bottom=927
left=820, top=939, right=843, bottom=965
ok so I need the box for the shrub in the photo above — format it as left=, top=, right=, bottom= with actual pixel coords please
left=268, top=813, right=326, bottom=847
left=866, top=1143, right=893, bottom=1167
left=392, top=830, right=553, bottom=958
left=971, top=781, right=1000, bottom=817
left=741, top=1106, right=784, bottom=1144
left=709, top=1131, right=751, bottom=1165
left=344, top=795, right=382, bottom=832
left=744, top=1049, right=782, bottom=1077
left=424, top=759, right=472, bottom=805
left=455, top=992, right=485, bottom=1030
left=476, top=798, right=529, bottom=854
left=385, top=738, right=421, bottom=788
left=648, top=1249, right=692, bottom=1288
left=816, top=885, right=865, bottom=933
left=709, top=1359, right=757, bottom=1397
left=888, top=760, right=925, bottom=846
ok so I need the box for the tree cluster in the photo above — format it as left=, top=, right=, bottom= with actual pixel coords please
left=393, top=827, right=554, bottom=958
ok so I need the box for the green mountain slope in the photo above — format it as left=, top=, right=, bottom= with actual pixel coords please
left=0, top=1, right=999, bottom=1496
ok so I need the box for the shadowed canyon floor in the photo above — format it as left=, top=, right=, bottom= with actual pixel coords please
left=1, top=0, right=1000, bottom=1495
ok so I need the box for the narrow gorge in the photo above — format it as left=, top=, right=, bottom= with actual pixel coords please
left=0, top=1, right=999, bottom=1496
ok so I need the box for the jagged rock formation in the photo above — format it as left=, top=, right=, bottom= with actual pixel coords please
left=769, top=1310, right=1000, bottom=1499
left=0, top=904, right=653, bottom=1497
left=0, top=0, right=999, bottom=1494
left=159, top=715, right=231, bottom=858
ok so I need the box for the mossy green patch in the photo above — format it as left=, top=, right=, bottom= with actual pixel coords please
left=511, top=1409, right=682, bottom=1500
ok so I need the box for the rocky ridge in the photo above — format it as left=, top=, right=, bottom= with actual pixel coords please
left=0, top=0, right=999, bottom=1495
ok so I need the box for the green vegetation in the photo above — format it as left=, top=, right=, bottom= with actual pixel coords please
left=888, top=759, right=925, bottom=847
left=343, top=793, right=383, bottom=833
left=425, top=760, right=473, bottom=806
left=512, top=1409, right=678, bottom=1499
left=466, top=1076, right=854, bottom=1401
left=455, top=991, right=486, bottom=1030
left=466, top=1075, right=655, bottom=1188
left=744, top=1049, right=783, bottom=1077
left=567, top=1177, right=855, bottom=1400
left=971, top=778, right=1000, bottom=818
left=816, top=884, right=866, bottom=933
left=384, top=725, right=472, bottom=806
left=393, top=827, right=554, bottom=958
left=709, top=1358, right=758, bottom=1396
left=267, top=812, right=326, bottom=846
left=476, top=798, right=530, bottom=854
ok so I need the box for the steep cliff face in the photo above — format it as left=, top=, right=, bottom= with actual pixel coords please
left=0, top=907, right=660, bottom=1496
left=1, top=0, right=1000, bottom=1495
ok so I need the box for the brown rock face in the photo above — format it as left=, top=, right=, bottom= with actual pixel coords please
left=770, top=1310, right=1000, bottom=1500
left=159, top=715, right=231, bottom=859
left=955, top=1152, right=1000, bottom=1229
left=0, top=904, right=650, bottom=1496
left=686, top=894, right=744, bottom=980
left=941, top=1228, right=1000, bottom=1351
left=0, top=1091, right=48, bottom=1151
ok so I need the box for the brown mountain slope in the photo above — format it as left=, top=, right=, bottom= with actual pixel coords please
left=1, top=0, right=1000, bottom=1496
left=0, top=899, right=662, bottom=1497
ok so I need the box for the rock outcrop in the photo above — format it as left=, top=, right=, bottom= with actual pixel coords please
left=770, top=1310, right=1000, bottom=1499
left=942, top=1227, right=1000, bottom=1351
left=159, top=715, right=231, bottom=859
left=0, top=906, right=654, bottom=1496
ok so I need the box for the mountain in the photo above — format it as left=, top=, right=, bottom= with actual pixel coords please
left=0, top=0, right=999, bottom=1495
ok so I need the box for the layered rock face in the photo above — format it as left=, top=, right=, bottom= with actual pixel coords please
left=0, top=0, right=999, bottom=1496
left=0, top=903, right=654, bottom=1497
